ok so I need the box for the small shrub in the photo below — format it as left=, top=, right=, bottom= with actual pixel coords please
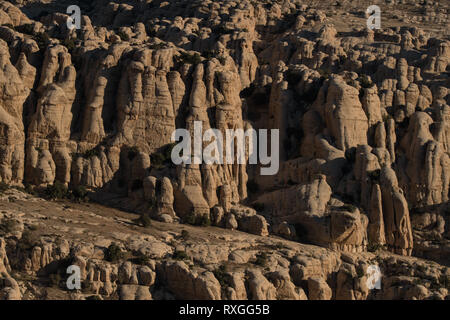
left=105, top=243, right=124, bottom=262
left=135, top=214, right=152, bottom=228
left=82, top=147, right=101, bottom=159
left=198, top=215, right=211, bottom=227
left=212, top=25, right=233, bottom=35
left=358, top=75, right=374, bottom=89
left=1, top=23, right=14, bottom=30
left=70, top=185, right=88, bottom=202
left=217, top=56, right=226, bottom=65
left=132, top=253, right=150, bottom=265
left=213, top=265, right=232, bottom=287
left=117, top=30, right=129, bottom=41
left=184, top=212, right=197, bottom=225
left=48, top=273, right=62, bottom=288
left=356, top=266, right=365, bottom=278
left=318, top=69, right=331, bottom=80
left=336, top=204, right=358, bottom=213
left=18, top=230, right=38, bottom=251
left=33, top=32, right=50, bottom=50
left=0, top=182, right=9, bottom=194
left=150, top=152, right=166, bottom=169
left=180, top=229, right=190, bottom=240
left=43, top=181, right=68, bottom=200
left=0, top=219, right=19, bottom=234
left=150, top=143, right=176, bottom=169
left=173, top=250, right=190, bottom=261
left=148, top=42, right=166, bottom=50
left=367, top=242, right=385, bottom=252
left=184, top=213, right=210, bottom=227
left=16, top=23, right=34, bottom=35
left=24, top=183, right=36, bottom=195
left=202, top=50, right=215, bottom=60
left=254, top=252, right=268, bottom=266
left=62, top=37, right=76, bottom=53
left=177, top=52, right=201, bottom=65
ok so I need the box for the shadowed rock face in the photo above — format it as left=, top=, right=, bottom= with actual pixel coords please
left=0, top=0, right=449, bottom=300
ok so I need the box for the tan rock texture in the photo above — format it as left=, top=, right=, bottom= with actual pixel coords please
left=0, top=0, right=448, bottom=300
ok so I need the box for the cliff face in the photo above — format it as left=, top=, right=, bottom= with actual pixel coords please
left=0, top=0, right=449, bottom=300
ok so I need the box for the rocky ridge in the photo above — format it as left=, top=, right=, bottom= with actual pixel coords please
left=0, top=0, right=449, bottom=299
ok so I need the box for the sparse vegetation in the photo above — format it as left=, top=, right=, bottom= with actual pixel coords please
left=184, top=213, right=211, bottom=227
left=43, top=181, right=68, bottom=200
left=0, top=182, right=9, bottom=194
left=356, top=266, right=365, bottom=278
left=131, top=252, right=150, bottom=265
left=358, top=75, right=374, bottom=89
left=202, top=50, right=215, bottom=60
left=172, top=250, right=190, bottom=261
left=17, top=229, right=39, bottom=251
left=212, top=25, right=233, bottom=36
left=176, top=52, right=202, bottom=65
left=105, top=243, right=124, bottom=262
left=180, top=229, right=190, bottom=240
left=15, top=23, right=34, bottom=35
left=367, top=243, right=386, bottom=252
left=42, top=182, right=88, bottom=202
left=150, top=143, right=176, bottom=169
left=335, top=204, right=358, bottom=213
left=33, top=32, right=50, bottom=51
left=70, top=185, right=89, bottom=202
left=254, top=252, right=268, bottom=266
left=117, top=30, right=129, bottom=41
left=135, top=214, right=152, bottom=228
left=62, top=37, right=76, bottom=53
left=213, top=265, right=232, bottom=287
left=0, top=219, right=19, bottom=235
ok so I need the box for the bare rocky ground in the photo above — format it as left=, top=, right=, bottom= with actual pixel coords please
left=1, top=187, right=449, bottom=300
left=0, top=0, right=449, bottom=300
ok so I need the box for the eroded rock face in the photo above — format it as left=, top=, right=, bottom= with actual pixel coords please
left=322, top=76, right=369, bottom=151
left=0, top=39, right=28, bottom=185
left=0, top=0, right=448, bottom=300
